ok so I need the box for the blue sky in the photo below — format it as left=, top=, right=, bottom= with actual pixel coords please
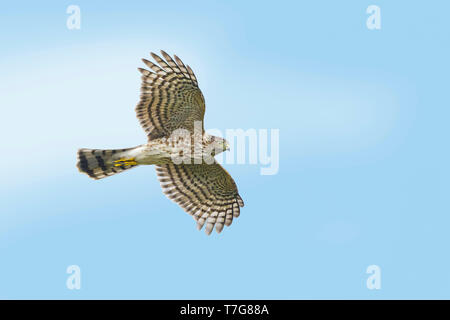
left=0, top=0, right=449, bottom=299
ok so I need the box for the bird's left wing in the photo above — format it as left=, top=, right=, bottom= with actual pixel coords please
left=156, top=163, right=244, bottom=235
left=136, top=50, right=205, bottom=140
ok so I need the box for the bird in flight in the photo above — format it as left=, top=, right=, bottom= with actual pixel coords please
left=76, top=50, right=244, bottom=235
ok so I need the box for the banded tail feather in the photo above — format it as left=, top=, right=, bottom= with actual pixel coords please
left=77, top=147, right=138, bottom=180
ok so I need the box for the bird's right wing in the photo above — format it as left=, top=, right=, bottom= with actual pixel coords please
left=136, top=50, right=206, bottom=140
left=156, top=163, right=244, bottom=235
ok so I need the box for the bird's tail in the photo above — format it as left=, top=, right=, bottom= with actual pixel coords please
left=76, top=147, right=139, bottom=180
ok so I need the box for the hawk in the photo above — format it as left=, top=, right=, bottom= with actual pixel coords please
left=76, top=50, right=244, bottom=235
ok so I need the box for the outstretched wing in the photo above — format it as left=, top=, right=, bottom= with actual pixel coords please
left=136, top=50, right=205, bottom=140
left=156, top=163, right=244, bottom=235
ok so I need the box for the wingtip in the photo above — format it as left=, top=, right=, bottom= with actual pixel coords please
left=150, top=51, right=160, bottom=60
left=137, top=67, right=149, bottom=75
left=173, top=54, right=181, bottom=62
left=205, top=223, right=214, bottom=235
left=237, top=195, right=244, bottom=207
left=215, top=223, right=224, bottom=234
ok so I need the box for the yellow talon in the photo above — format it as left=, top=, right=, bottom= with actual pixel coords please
left=113, top=158, right=137, bottom=167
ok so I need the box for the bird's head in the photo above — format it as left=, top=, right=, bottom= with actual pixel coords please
left=206, top=135, right=230, bottom=155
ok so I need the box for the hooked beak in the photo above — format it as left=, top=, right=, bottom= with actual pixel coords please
left=225, top=142, right=230, bottom=151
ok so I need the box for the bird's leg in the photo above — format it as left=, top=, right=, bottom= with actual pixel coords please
left=113, top=157, right=138, bottom=167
